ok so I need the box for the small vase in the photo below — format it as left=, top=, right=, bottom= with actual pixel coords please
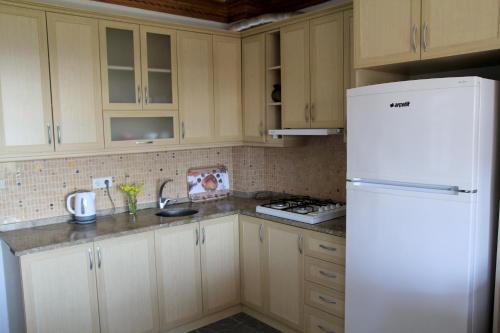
left=271, top=84, right=281, bottom=102
left=127, top=193, right=138, bottom=215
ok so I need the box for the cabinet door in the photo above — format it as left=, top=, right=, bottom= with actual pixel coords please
left=354, top=0, right=420, bottom=68
left=20, top=244, right=100, bottom=333
left=421, top=0, right=500, bottom=59
left=95, top=232, right=159, bottom=333
left=155, top=224, right=203, bottom=331
left=100, top=20, right=141, bottom=110
left=242, top=34, right=266, bottom=143
left=343, top=9, right=354, bottom=135
left=103, top=111, right=178, bottom=148
left=178, top=31, right=215, bottom=144
left=0, top=5, right=53, bottom=155
left=47, top=13, right=104, bottom=152
left=240, top=215, right=266, bottom=312
left=266, top=223, right=303, bottom=330
left=281, top=21, right=310, bottom=128
left=200, top=215, right=240, bottom=313
left=214, top=36, right=242, bottom=142
left=140, top=26, right=178, bottom=110
left=310, top=13, right=344, bottom=129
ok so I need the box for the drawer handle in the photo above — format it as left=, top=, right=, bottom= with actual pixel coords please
left=318, top=325, right=336, bottom=333
left=319, top=270, right=337, bottom=279
left=135, top=141, right=154, bottom=144
left=319, top=295, right=337, bottom=305
left=319, top=244, right=337, bottom=252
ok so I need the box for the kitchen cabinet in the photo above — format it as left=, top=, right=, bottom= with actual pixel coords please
left=240, top=215, right=267, bottom=312
left=103, top=111, right=178, bottom=148
left=178, top=31, right=214, bottom=144
left=100, top=20, right=141, bottom=110
left=20, top=244, right=100, bottom=333
left=281, top=13, right=344, bottom=129
left=0, top=5, right=53, bottom=156
left=200, top=215, right=240, bottom=313
left=155, top=223, right=203, bottom=331
left=266, top=222, right=304, bottom=330
left=281, top=21, right=310, bottom=129
left=213, top=36, right=242, bottom=141
left=354, top=0, right=420, bottom=68
left=95, top=232, right=159, bottom=333
left=309, top=13, right=344, bottom=128
left=100, top=21, right=177, bottom=110
left=304, top=305, right=344, bottom=333
left=421, top=0, right=500, bottom=59
left=242, top=34, right=266, bottom=143
left=47, top=13, right=104, bottom=152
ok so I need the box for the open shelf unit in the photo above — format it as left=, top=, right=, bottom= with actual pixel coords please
left=265, top=30, right=283, bottom=143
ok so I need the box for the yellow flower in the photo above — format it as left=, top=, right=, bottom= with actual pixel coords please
left=119, top=182, right=144, bottom=195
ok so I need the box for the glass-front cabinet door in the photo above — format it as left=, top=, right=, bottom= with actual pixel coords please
left=100, top=21, right=141, bottom=110
left=104, top=111, right=178, bottom=148
left=140, top=26, right=178, bottom=110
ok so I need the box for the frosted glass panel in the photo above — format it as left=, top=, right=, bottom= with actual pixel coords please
left=106, top=27, right=136, bottom=103
left=110, top=117, right=174, bottom=141
left=146, top=32, right=173, bottom=104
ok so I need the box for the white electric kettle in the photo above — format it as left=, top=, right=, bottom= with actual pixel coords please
left=66, top=191, right=96, bottom=223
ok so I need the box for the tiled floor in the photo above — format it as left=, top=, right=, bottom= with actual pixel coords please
left=189, top=313, right=281, bottom=333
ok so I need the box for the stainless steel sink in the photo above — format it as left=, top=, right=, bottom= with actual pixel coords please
left=155, top=208, right=198, bottom=217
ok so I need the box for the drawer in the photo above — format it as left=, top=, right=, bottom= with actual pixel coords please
left=305, top=305, right=344, bottom=333
left=305, top=282, right=344, bottom=318
left=304, top=232, right=345, bottom=265
left=305, top=256, right=345, bottom=291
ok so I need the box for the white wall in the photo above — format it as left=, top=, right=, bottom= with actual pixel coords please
left=0, top=242, right=7, bottom=333
left=0, top=241, right=24, bottom=333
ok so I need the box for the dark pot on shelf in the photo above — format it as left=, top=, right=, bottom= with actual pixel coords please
left=271, top=84, right=281, bottom=102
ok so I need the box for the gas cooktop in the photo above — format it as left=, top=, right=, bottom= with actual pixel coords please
left=255, top=197, right=346, bottom=224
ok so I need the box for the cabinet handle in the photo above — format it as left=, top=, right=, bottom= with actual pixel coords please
left=411, top=24, right=417, bottom=53
left=195, top=228, right=199, bottom=246
left=56, top=125, right=61, bottom=144
left=145, top=86, right=149, bottom=104
left=422, top=22, right=428, bottom=51
left=298, top=234, right=303, bottom=254
left=181, top=121, right=185, bottom=139
left=137, top=85, right=141, bottom=103
left=319, top=295, right=337, bottom=305
left=318, top=325, right=336, bottom=333
left=259, top=224, right=263, bottom=243
left=259, top=121, right=264, bottom=137
left=310, top=103, right=315, bottom=121
left=319, top=270, right=337, bottom=279
left=135, top=141, right=153, bottom=144
left=47, top=124, right=52, bottom=145
left=202, top=227, right=206, bottom=244
left=319, top=244, right=337, bottom=252
left=97, top=247, right=102, bottom=268
left=88, top=248, right=93, bottom=271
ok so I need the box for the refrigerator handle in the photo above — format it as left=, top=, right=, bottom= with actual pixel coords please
left=347, top=178, right=476, bottom=195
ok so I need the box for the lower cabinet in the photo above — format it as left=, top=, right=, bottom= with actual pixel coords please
left=155, top=223, right=203, bottom=330
left=20, top=244, right=100, bottom=333
left=200, top=215, right=241, bottom=313
left=94, top=232, right=159, bottom=333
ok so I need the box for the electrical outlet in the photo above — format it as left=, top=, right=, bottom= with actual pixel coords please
left=0, top=179, right=6, bottom=189
left=93, top=177, right=112, bottom=189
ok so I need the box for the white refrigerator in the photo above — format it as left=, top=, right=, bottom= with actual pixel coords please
left=345, top=77, right=499, bottom=333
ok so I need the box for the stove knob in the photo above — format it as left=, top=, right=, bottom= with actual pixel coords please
left=335, top=203, right=341, bottom=208
left=319, top=207, right=325, bottom=212
left=328, top=204, right=335, bottom=210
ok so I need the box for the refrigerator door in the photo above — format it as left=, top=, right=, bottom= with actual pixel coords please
left=345, top=182, right=478, bottom=333
left=347, top=82, right=479, bottom=190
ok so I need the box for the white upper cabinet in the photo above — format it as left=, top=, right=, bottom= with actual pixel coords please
left=47, top=13, right=104, bottom=152
left=0, top=5, right=53, bottom=156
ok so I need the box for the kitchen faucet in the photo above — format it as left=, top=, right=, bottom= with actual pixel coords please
left=158, top=179, right=175, bottom=209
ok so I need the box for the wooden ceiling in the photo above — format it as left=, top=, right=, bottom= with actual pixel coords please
left=94, top=0, right=331, bottom=23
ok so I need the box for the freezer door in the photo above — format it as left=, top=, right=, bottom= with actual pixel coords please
left=345, top=183, right=480, bottom=333
left=347, top=84, right=478, bottom=190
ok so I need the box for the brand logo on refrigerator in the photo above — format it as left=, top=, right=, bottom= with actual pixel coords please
left=390, top=101, right=411, bottom=108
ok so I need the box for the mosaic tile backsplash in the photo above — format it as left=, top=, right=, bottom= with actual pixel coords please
left=0, top=136, right=346, bottom=225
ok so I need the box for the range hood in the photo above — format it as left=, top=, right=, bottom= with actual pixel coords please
left=268, top=128, right=343, bottom=138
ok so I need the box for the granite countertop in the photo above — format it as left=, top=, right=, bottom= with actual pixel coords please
left=0, top=196, right=346, bottom=256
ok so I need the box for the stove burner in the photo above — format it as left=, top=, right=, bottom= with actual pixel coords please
left=293, top=206, right=313, bottom=214
left=270, top=202, right=290, bottom=209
